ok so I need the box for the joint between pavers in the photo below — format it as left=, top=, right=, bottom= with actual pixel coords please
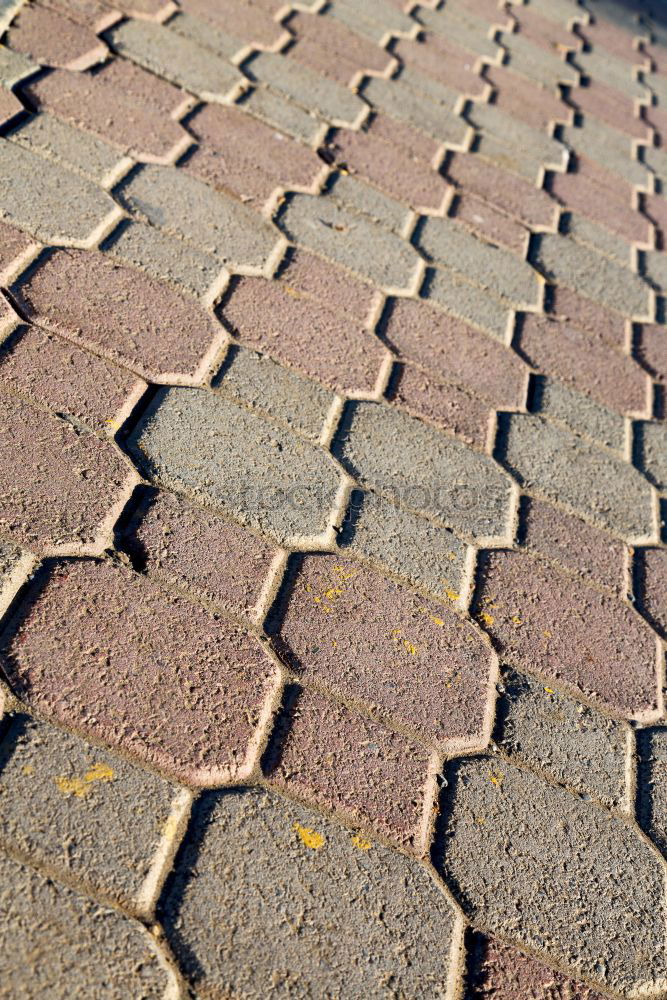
left=134, top=787, right=194, bottom=922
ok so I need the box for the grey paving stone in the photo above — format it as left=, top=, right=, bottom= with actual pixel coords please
left=0, top=137, right=116, bottom=244
left=235, top=85, right=323, bottom=144
left=0, top=538, right=23, bottom=585
left=328, top=172, right=412, bottom=235
left=214, top=344, right=333, bottom=441
left=328, top=0, right=416, bottom=43
left=0, top=852, right=169, bottom=998
left=333, top=400, right=514, bottom=539
left=636, top=420, right=667, bottom=491
left=562, top=120, right=649, bottom=188
left=576, top=49, right=648, bottom=100
left=166, top=10, right=243, bottom=61
left=116, top=164, right=281, bottom=272
left=644, top=145, right=667, bottom=186
left=531, top=376, right=626, bottom=452
left=644, top=249, right=667, bottom=293
left=107, top=18, right=241, bottom=99
left=129, top=387, right=343, bottom=545
left=160, top=786, right=457, bottom=998
left=244, top=51, right=365, bottom=127
left=0, top=43, right=37, bottom=87
left=502, top=31, right=578, bottom=87
left=469, top=103, right=567, bottom=177
left=417, top=4, right=501, bottom=59
left=566, top=212, right=633, bottom=267
left=495, top=666, right=628, bottom=807
left=6, top=112, right=122, bottom=183
left=417, top=216, right=540, bottom=307
left=535, top=234, right=651, bottom=317
left=362, top=75, right=470, bottom=146
left=423, top=266, right=511, bottom=341
left=0, top=713, right=179, bottom=909
left=498, top=412, right=656, bottom=538
left=638, top=728, right=667, bottom=857
left=339, top=487, right=468, bottom=598
left=438, top=756, right=667, bottom=995
left=279, top=192, right=421, bottom=291
left=525, top=0, right=585, bottom=22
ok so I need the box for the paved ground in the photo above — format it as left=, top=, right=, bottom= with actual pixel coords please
left=0, top=0, right=665, bottom=996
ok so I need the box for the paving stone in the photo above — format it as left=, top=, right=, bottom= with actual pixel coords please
left=438, top=755, right=667, bottom=994
left=367, top=108, right=442, bottom=166
left=107, top=17, right=242, bottom=98
left=551, top=169, right=650, bottom=244
left=1, top=558, right=278, bottom=784
left=563, top=211, right=635, bottom=268
left=636, top=547, right=667, bottom=639
left=182, top=103, right=322, bottom=206
left=509, top=1, right=578, bottom=48
left=6, top=2, right=107, bottom=69
left=520, top=495, right=626, bottom=595
left=287, top=9, right=392, bottom=83
left=575, top=48, right=647, bottom=100
left=393, top=34, right=488, bottom=99
left=0, top=712, right=179, bottom=908
left=549, top=282, right=627, bottom=349
left=581, top=14, right=645, bottom=60
left=417, top=215, right=541, bottom=307
left=36, top=0, right=113, bottom=27
left=122, top=487, right=275, bottom=616
left=563, top=119, right=650, bottom=189
left=445, top=151, right=558, bottom=229
left=362, top=75, right=470, bottom=147
left=327, top=173, right=412, bottom=236
left=328, top=0, right=415, bottom=44
left=272, top=553, right=494, bottom=747
left=0, top=852, right=169, bottom=998
left=572, top=79, right=650, bottom=140
left=474, top=548, right=657, bottom=715
left=638, top=727, right=667, bottom=857
left=0, top=41, right=39, bottom=87
left=244, top=51, right=365, bottom=127
left=214, top=344, right=333, bottom=440
left=165, top=11, right=254, bottom=61
left=636, top=420, right=667, bottom=490
left=466, top=931, right=612, bottom=1000
left=93, top=53, right=187, bottom=115
left=501, top=30, right=578, bottom=88
left=450, top=190, right=529, bottom=254
left=495, top=665, right=628, bottom=807
left=179, top=0, right=285, bottom=49
left=0, top=537, right=24, bottom=587
left=265, top=687, right=432, bottom=847
left=644, top=249, right=667, bottom=294
left=534, top=233, right=652, bottom=317
left=0, top=323, right=145, bottom=436
left=274, top=246, right=375, bottom=323
left=278, top=192, right=421, bottom=291
left=129, top=388, right=343, bottom=546
left=234, top=85, right=323, bottom=144
left=335, top=400, right=513, bottom=538
left=116, top=164, right=281, bottom=272
left=100, top=218, right=222, bottom=298
left=0, top=85, right=23, bottom=128
left=518, top=312, right=648, bottom=416
left=468, top=103, right=568, bottom=179
left=638, top=324, right=667, bottom=383
left=0, top=138, right=115, bottom=244
left=500, top=412, right=655, bottom=538
left=530, top=376, right=626, bottom=450
left=383, top=298, right=529, bottom=415
left=423, top=265, right=513, bottom=342
left=220, top=274, right=386, bottom=395
left=160, top=785, right=456, bottom=997
left=0, top=219, right=34, bottom=274
left=14, top=248, right=223, bottom=381
left=416, top=4, right=502, bottom=61
left=24, top=67, right=186, bottom=162
left=387, top=362, right=492, bottom=448
left=0, top=393, right=132, bottom=553
left=339, top=487, right=468, bottom=597
left=5, top=111, right=123, bottom=185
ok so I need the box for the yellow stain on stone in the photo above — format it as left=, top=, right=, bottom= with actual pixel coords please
left=351, top=833, right=372, bottom=850
left=293, top=822, right=325, bottom=849
left=22, top=764, right=35, bottom=776
left=403, top=640, right=419, bottom=655
left=85, top=762, right=114, bottom=784
left=55, top=776, right=88, bottom=798
left=55, top=762, right=115, bottom=798
left=480, top=612, right=494, bottom=626
left=445, top=589, right=460, bottom=601
left=161, top=814, right=180, bottom=839
left=430, top=615, right=445, bottom=627
left=510, top=615, right=523, bottom=627
left=544, top=687, right=556, bottom=695
left=543, top=629, right=552, bottom=638
left=489, top=771, right=504, bottom=787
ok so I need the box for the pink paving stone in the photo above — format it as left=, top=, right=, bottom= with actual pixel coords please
left=450, top=190, right=529, bottom=254
left=23, top=67, right=186, bottom=161
left=521, top=496, right=626, bottom=595
left=125, top=489, right=276, bottom=616
left=287, top=10, right=392, bottom=82
left=551, top=170, right=651, bottom=244
left=644, top=103, right=667, bottom=138
left=474, top=549, right=658, bottom=717
left=274, top=554, right=494, bottom=748
left=638, top=548, right=667, bottom=638
left=0, top=392, right=132, bottom=553
left=39, top=0, right=113, bottom=30
left=276, top=247, right=375, bottom=322
left=644, top=193, right=667, bottom=236
left=572, top=81, right=650, bottom=140
left=0, top=220, right=34, bottom=274
left=387, top=362, right=491, bottom=448
left=518, top=313, right=648, bottom=414
left=0, top=89, right=24, bottom=129
left=469, top=932, right=608, bottom=999
left=183, top=103, right=322, bottom=206
left=0, top=324, right=145, bottom=436
left=575, top=154, right=637, bottom=200
left=513, top=6, right=578, bottom=51
left=1, top=559, right=279, bottom=784
left=485, top=65, right=571, bottom=131
left=445, top=152, right=558, bottom=229
left=549, top=284, right=627, bottom=349
left=180, top=0, right=284, bottom=47
left=367, top=111, right=441, bottom=165
left=265, top=686, right=433, bottom=849
left=393, top=36, right=487, bottom=98
left=219, top=275, right=386, bottom=395
left=13, top=249, right=222, bottom=381
left=331, top=127, right=447, bottom=211
left=6, top=3, right=106, bottom=70
left=383, top=296, right=528, bottom=409
left=638, top=325, right=667, bottom=382
left=579, top=18, right=643, bottom=62
left=93, top=56, right=186, bottom=116
left=113, top=0, right=171, bottom=18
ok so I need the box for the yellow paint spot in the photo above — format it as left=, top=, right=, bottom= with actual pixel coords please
left=293, top=823, right=325, bottom=849
left=543, top=630, right=552, bottom=638
left=510, top=615, right=523, bottom=627
left=489, top=771, right=504, bottom=787
left=390, top=628, right=402, bottom=639
left=480, top=612, right=494, bottom=626
left=55, top=776, right=88, bottom=798
left=403, top=640, right=419, bottom=655
left=105, top=418, right=120, bottom=431
left=430, top=615, right=445, bottom=627
left=544, top=687, right=555, bottom=695
left=445, top=589, right=460, bottom=602
left=333, top=565, right=358, bottom=581
left=324, top=587, right=343, bottom=600
left=161, top=814, right=180, bottom=839
left=22, top=764, right=35, bottom=776
left=84, top=762, right=114, bottom=784
left=351, top=833, right=372, bottom=850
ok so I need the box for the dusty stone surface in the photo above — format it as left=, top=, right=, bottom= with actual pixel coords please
left=636, top=420, right=667, bottom=491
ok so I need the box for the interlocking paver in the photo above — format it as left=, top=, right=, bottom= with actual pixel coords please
left=551, top=169, right=650, bottom=244
left=484, top=64, right=571, bottom=132
left=638, top=727, right=667, bottom=856
left=234, top=85, right=323, bottom=144
left=423, top=265, right=514, bottom=341
left=0, top=852, right=169, bottom=998
left=571, top=80, right=651, bottom=140
left=393, top=35, right=487, bottom=98
left=121, top=487, right=276, bottom=616
left=0, top=219, right=34, bottom=275
left=575, top=48, right=648, bottom=100
left=160, top=786, right=457, bottom=996
left=636, top=420, right=667, bottom=491
left=530, top=376, right=626, bottom=451
left=445, top=151, right=558, bottom=229
left=387, top=363, right=492, bottom=448
left=327, top=172, right=412, bottom=236
left=467, top=102, right=568, bottom=180
left=416, top=3, right=502, bottom=61
left=495, top=665, right=628, bottom=806
left=638, top=324, right=667, bottom=383
left=6, top=111, right=122, bottom=184
left=636, top=547, right=667, bottom=638
left=361, top=74, right=470, bottom=147
left=265, top=687, right=432, bottom=846
left=549, top=282, right=627, bottom=348
left=474, top=548, right=657, bottom=716
left=13, top=248, right=223, bottom=380
left=563, top=119, right=650, bottom=189
left=500, top=30, right=578, bottom=88
left=179, top=0, right=286, bottom=49
left=449, top=190, right=529, bottom=254
left=129, top=387, right=343, bottom=545
left=286, top=9, right=392, bottom=84
left=0, top=712, right=179, bottom=908
left=274, top=246, right=375, bottom=323
left=438, top=756, right=667, bottom=994
left=0, top=86, right=22, bottom=128
left=6, top=2, right=107, bottom=69
left=328, top=0, right=416, bottom=44
left=1, top=558, right=278, bottom=783
left=367, top=108, right=442, bottom=165
left=272, top=553, right=494, bottom=747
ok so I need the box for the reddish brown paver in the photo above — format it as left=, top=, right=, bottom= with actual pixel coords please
left=265, top=687, right=432, bottom=849
left=0, top=392, right=132, bottom=553
left=474, top=549, right=658, bottom=717
left=6, top=3, right=107, bottom=69
left=387, top=362, right=491, bottom=448
left=0, top=88, right=24, bottom=129
left=638, top=324, right=667, bottom=382
left=485, top=64, right=571, bottom=131
left=549, top=284, right=627, bottom=349
left=180, top=0, right=286, bottom=48
left=92, top=55, right=186, bottom=115
left=1, top=559, right=279, bottom=783
left=572, top=80, right=651, bottom=139
left=274, top=554, right=494, bottom=748
left=287, top=10, right=393, bottom=83
left=637, top=548, right=667, bottom=639
left=366, top=110, right=442, bottom=165
left=445, top=151, right=558, bottom=229
left=276, top=247, right=375, bottom=321
left=0, top=219, right=34, bottom=274
left=13, top=249, right=223, bottom=380
left=38, top=0, right=114, bottom=30
left=449, top=190, right=529, bottom=254
left=551, top=170, right=651, bottom=244
left=393, top=35, right=487, bottom=97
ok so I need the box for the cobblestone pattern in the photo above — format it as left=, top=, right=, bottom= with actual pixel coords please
left=0, top=0, right=665, bottom=996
